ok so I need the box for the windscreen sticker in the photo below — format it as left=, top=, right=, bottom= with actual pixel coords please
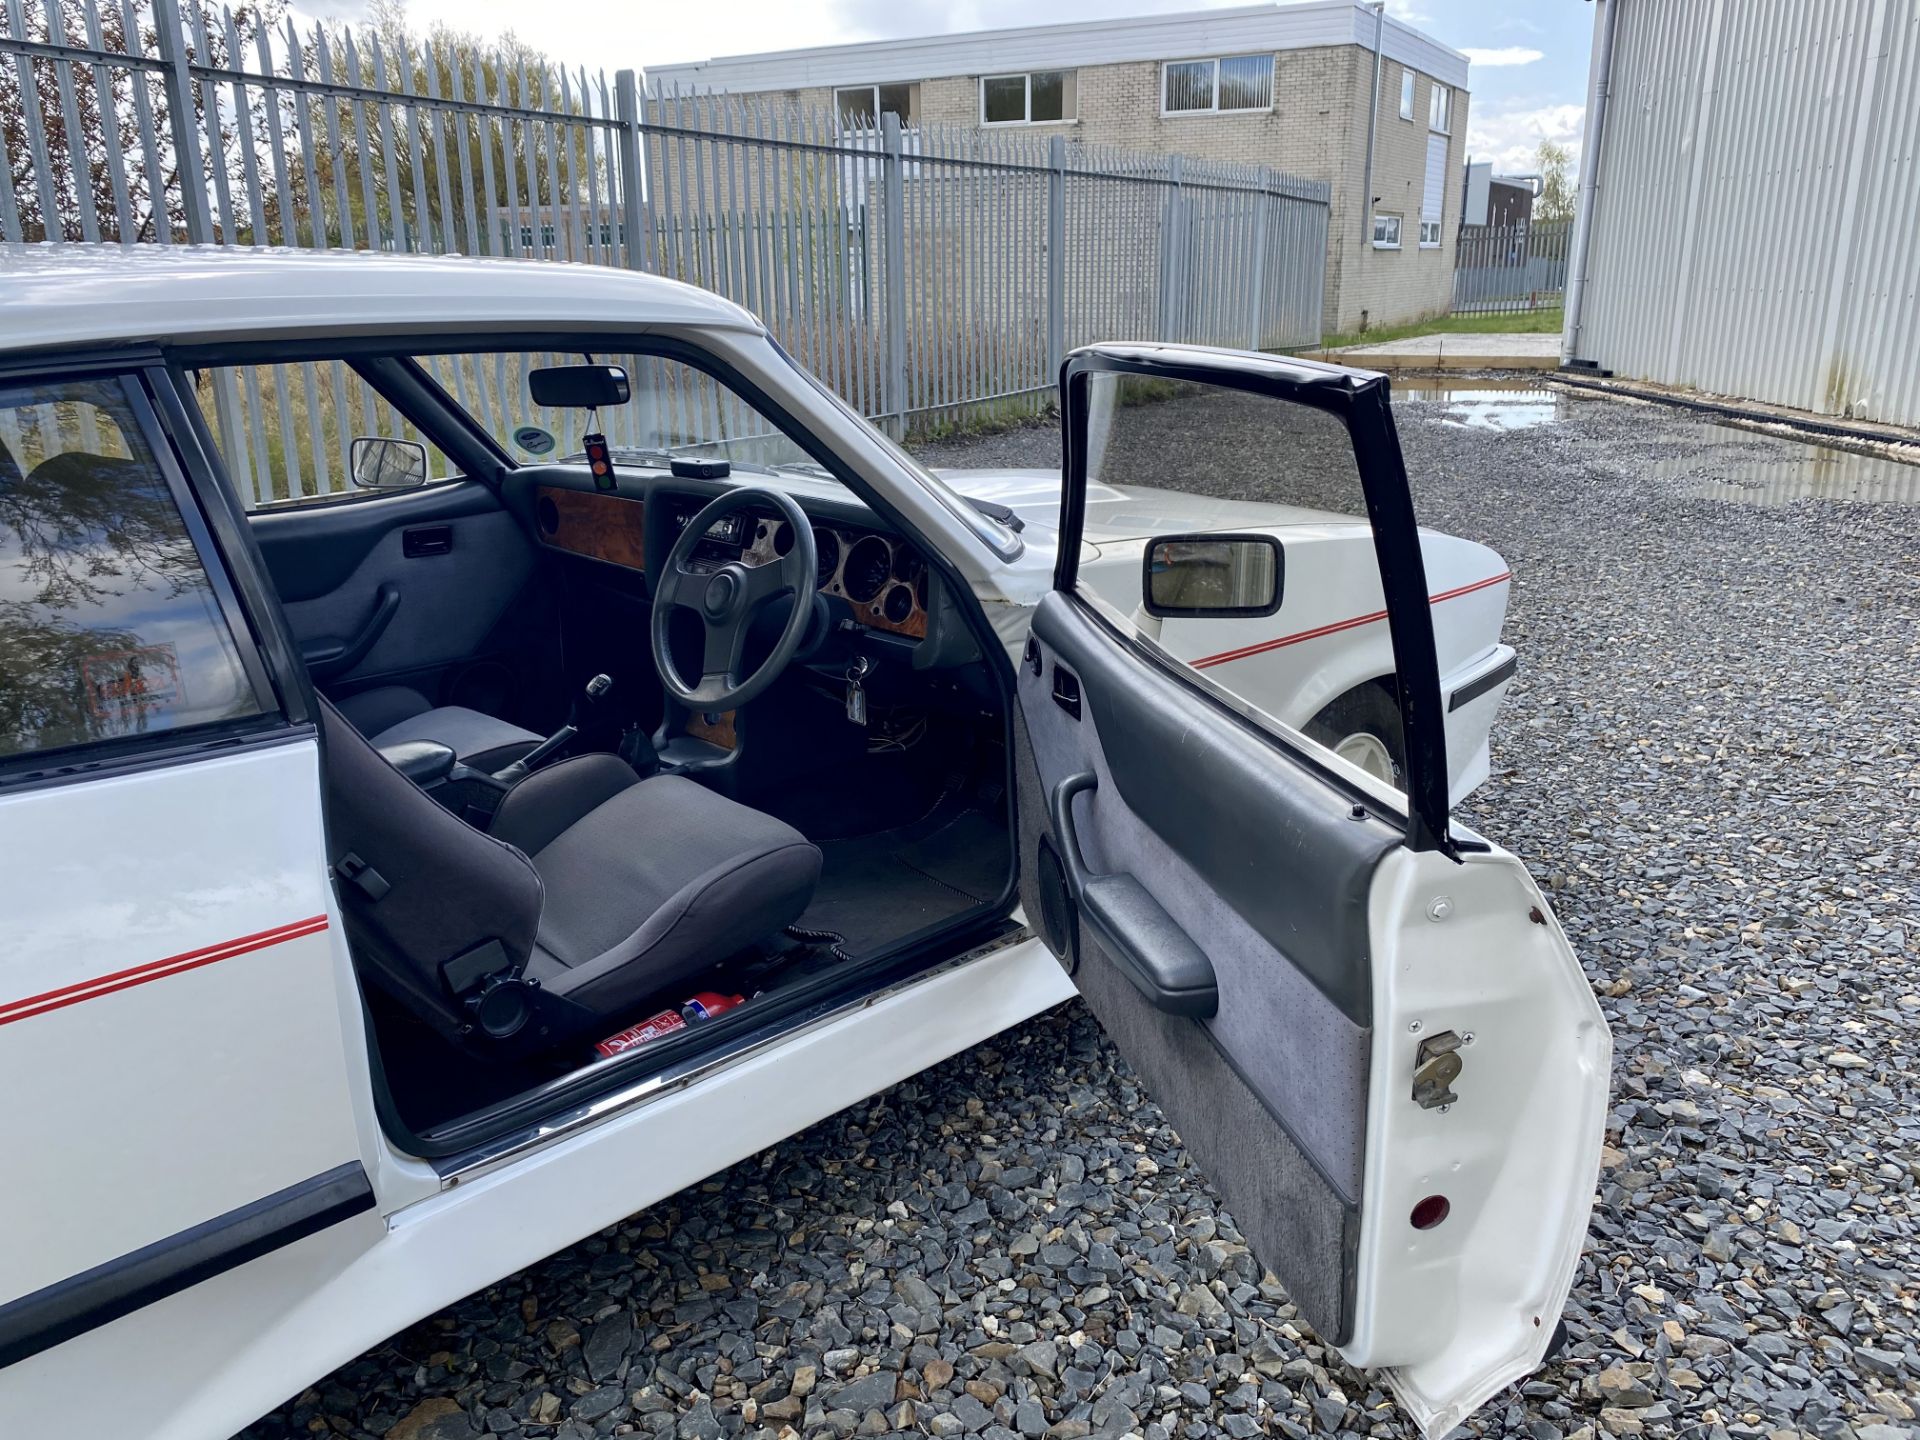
left=81, top=644, right=182, bottom=721
left=513, top=424, right=557, bottom=457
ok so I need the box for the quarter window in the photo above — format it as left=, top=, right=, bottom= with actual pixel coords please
left=190, top=365, right=456, bottom=510
left=1162, top=54, right=1274, bottom=114
left=981, top=70, right=1077, bottom=125
left=0, top=376, right=265, bottom=760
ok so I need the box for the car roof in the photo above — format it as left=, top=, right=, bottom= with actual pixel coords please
left=0, top=244, right=764, bottom=356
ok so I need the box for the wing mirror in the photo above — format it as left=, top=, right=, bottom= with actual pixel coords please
left=350, top=436, right=429, bottom=490
left=1141, top=533, right=1284, bottom=618
left=528, top=364, right=631, bottom=409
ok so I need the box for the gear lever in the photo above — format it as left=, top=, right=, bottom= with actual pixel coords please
left=493, top=673, right=612, bottom=784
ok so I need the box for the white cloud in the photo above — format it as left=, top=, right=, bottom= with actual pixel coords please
left=1462, top=46, right=1545, bottom=68
left=1466, top=101, right=1585, bottom=174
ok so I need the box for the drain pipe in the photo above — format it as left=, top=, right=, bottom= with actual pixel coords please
left=1360, top=1, right=1386, bottom=247
left=1561, top=0, right=1621, bottom=367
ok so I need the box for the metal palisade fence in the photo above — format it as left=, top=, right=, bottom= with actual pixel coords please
left=2, top=0, right=1330, bottom=503
left=1452, top=219, right=1571, bottom=316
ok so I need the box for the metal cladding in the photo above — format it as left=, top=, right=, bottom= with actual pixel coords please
left=1570, top=0, right=1920, bottom=427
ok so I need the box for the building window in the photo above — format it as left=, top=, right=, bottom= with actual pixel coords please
left=1162, top=54, right=1274, bottom=114
left=1400, top=69, right=1415, bottom=120
left=1419, top=220, right=1443, bottom=246
left=981, top=70, right=1077, bottom=125
left=1419, top=132, right=1447, bottom=247
left=1372, top=213, right=1402, bottom=249
left=1429, top=83, right=1451, bottom=133
left=835, top=83, right=918, bottom=132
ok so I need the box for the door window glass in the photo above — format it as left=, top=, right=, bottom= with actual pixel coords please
left=1072, top=372, right=1409, bottom=788
left=189, top=363, right=456, bottom=511
left=0, top=377, right=265, bottom=759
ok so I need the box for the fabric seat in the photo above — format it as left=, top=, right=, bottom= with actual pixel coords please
left=317, top=697, right=821, bottom=1050
left=336, top=684, right=543, bottom=771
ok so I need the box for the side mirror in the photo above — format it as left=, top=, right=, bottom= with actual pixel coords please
left=1141, top=533, right=1283, bottom=618
left=528, top=364, right=631, bottom=409
left=350, top=436, right=428, bottom=491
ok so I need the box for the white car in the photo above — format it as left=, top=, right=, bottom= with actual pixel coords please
left=0, top=247, right=1609, bottom=1440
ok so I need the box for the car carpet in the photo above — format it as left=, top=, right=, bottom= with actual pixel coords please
left=792, top=807, right=1010, bottom=957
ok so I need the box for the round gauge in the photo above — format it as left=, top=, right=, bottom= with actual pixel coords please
left=892, top=545, right=922, bottom=583
left=842, top=535, right=890, bottom=603
left=915, top=568, right=929, bottom=611
left=882, top=583, right=915, bottom=625
left=770, top=519, right=794, bottom=557
left=815, top=529, right=841, bottom=588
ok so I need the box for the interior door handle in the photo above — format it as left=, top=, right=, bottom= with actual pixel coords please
left=1048, top=771, right=1218, bottom=1019
left=300, top=583, right=401, bottom=681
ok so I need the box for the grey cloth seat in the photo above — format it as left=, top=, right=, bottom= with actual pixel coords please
left=317, top=698, right=820, bottom=1050
left=336, top=684, right=543, bottom=771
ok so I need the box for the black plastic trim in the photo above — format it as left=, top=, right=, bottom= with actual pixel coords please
left=0, top=1161, right=373, bottom=1369
left=1448, top=652, right=1518, bottom=713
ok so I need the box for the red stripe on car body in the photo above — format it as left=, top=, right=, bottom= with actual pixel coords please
left=1191, top=571, right=1512, bottom=670
left=0, top=916, right=330, bottom=1028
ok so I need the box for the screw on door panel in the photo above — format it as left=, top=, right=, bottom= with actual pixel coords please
left=1427, top=896, right=1453, bottom=921
left=1412, top=1029, right=1465, bottom=1109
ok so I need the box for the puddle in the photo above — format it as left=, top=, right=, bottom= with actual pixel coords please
left=1662, top=432, right=1920, bottom=507
left=1392, top=376, right=1561, bottom=432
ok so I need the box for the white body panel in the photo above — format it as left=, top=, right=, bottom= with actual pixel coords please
left=1355, top=843, right=1612, bottom=1435
left=0, top=739, right=370, bottom=1303
left=0, top=939, right=1074, bottom=1440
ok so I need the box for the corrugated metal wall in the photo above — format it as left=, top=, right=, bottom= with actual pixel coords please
left=1575, top=0, right=1920, bottom=427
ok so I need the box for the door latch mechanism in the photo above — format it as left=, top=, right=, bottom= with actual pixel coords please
left=1412, top=1029, right=1465, bottom=1110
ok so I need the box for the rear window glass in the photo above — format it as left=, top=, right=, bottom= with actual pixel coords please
left=0, top=377, right=264, bottom=758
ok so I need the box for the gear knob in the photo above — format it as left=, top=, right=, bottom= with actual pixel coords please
left=585, top=673, right=613, bottom=701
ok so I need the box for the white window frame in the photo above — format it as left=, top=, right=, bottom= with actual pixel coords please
left=979, top=70, right=1077, bottom=126
left=1160, top=54, right=1275, bottom=116
left=1400, top=69, right=1415, bottom=121
left=1429, top=83, right=1451, bottom=133
left=1372, top=213, right=1403, bottom=249
left=1419, top=219, right=1443, bottom=248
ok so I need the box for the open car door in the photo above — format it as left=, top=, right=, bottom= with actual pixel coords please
left=1014, top=345, right=1611, bottom=1436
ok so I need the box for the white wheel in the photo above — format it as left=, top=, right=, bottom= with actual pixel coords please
left=1332, top=729, right=1398, bottom=784
left=1305, top=683, right=1407, bottom=790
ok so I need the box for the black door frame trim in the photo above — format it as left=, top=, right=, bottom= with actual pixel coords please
left=1055, top=344, right=1455, bottom=856
left=0, top=1161, right=374, bottom=1370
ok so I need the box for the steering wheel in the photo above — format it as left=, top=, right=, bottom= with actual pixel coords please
left=649, top=485, right=818, bottom=711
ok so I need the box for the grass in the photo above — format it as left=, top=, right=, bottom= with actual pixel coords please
left=1314, top=307, right=1564, bottom=352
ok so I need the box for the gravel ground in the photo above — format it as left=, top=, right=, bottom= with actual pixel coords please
left=239, top=383, right=1920, bottom=1440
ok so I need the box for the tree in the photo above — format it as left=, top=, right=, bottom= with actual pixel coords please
left=1536, top=140, right=1575, bottom=223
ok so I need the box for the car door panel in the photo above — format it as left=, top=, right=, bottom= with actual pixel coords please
left=250, top=481, right=540, bottom=711
left=1018, top=345, right=1611, bottom=1437
left=1017, top=594, right=1385, bottom=1341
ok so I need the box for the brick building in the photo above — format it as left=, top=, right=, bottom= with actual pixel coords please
left=646, top=1, right=1471, bottom=334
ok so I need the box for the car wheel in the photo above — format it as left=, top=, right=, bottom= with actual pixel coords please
left=1305, top=682, right=1406, bottom=789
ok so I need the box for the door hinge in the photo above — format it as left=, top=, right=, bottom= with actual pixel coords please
left=1412, top=1029, right=1464, bottom=1110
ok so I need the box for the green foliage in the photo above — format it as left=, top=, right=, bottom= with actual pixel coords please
left=1536, top=141, right=1576, bottom=224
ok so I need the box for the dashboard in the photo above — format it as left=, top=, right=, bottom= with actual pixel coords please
left=532, top=482, right=933, bottom=643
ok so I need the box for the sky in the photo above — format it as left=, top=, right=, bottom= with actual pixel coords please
left=308, top=0, right=1596, bottom=175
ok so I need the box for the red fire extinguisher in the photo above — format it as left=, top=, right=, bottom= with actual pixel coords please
left=594, top=991, right=745, bottom=1058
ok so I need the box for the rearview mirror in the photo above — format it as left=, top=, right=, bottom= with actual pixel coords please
left=528, top=364, right=631, bottom=409
left=349, top=436, right=428, bottom=490
left=1142, top=533, right=1283, bottom=618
